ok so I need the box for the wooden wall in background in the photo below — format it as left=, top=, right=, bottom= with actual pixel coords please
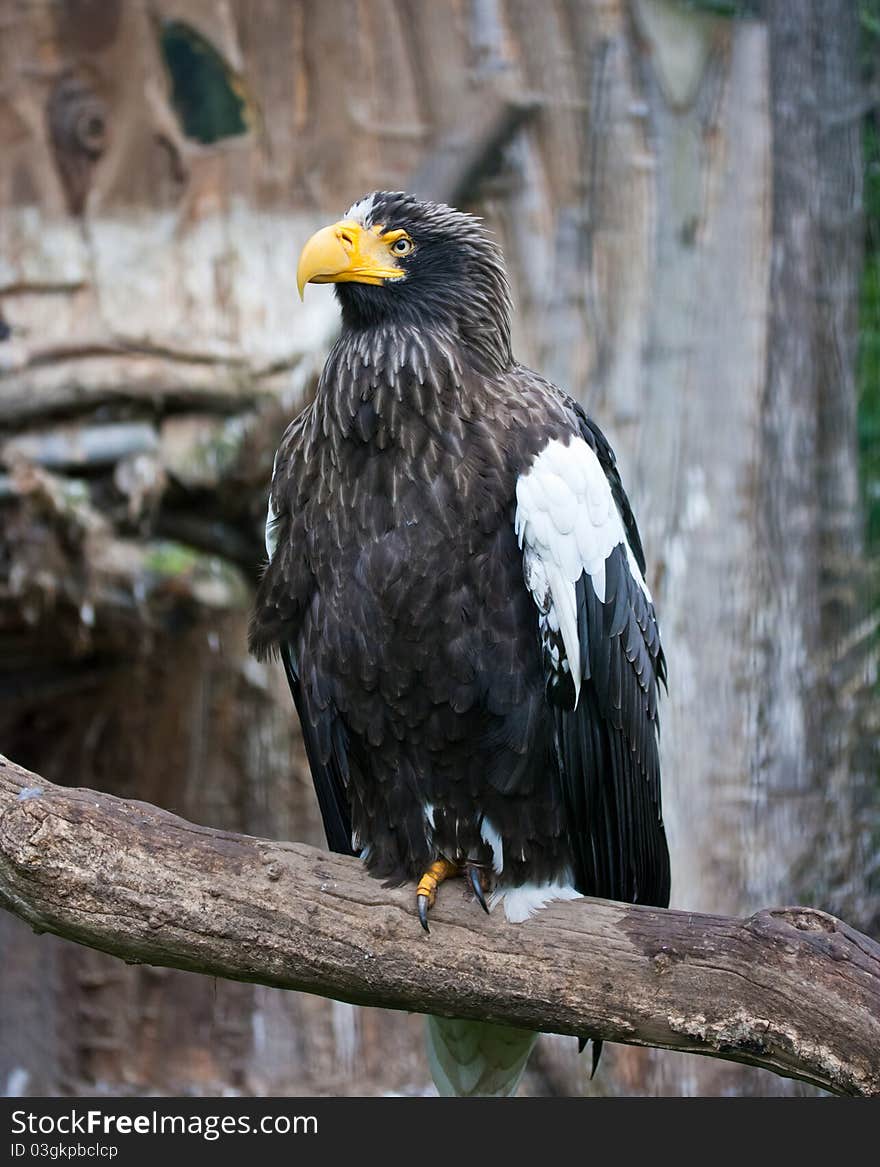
left=0, top=0, right=873, bottom=1096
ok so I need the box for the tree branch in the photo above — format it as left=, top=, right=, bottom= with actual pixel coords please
left=1, top=753, right=878, bottom=1097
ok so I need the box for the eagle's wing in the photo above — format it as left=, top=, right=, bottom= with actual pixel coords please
left=279, top=644, right=355, bottom=857
left=251, top=447, right=355, bottom=858
left=515, top=414, right=670, bottom=909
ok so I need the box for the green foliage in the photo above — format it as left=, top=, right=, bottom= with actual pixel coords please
left=143, top=540, right=202, bottom=578
left=143, top=541, right=250, bottom=611
left=859, top=9, right=880, bottom=554
left=160, top=22, right=248, bottom=145
left=862, top=1, right=880, bottom=44
left=860, top=123, right=880, bottom=549
left=857, top=3, right=880, bottom=911
left=677, top=0, right=760, bottom=17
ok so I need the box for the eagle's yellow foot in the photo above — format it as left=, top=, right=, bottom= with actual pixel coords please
left=416, top=858, right=459, bottom=932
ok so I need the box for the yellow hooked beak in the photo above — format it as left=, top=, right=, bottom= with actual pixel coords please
left=296, top=219, right=407, bottom=298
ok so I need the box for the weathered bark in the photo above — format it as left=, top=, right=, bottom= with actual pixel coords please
left=1, top=754, right=878, bottom=1098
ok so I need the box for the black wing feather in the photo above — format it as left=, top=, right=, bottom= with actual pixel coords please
left=556, top=560, right=669, bottom=909
left=280, top=643, right=355, bottom=857
left=550, top=415, right=670, bottom=910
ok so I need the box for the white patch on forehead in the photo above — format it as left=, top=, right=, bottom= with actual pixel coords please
left=344, top=194, right=377, bottom=225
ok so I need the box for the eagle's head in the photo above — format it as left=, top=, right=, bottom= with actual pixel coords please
left=297, top=191, right=513, bottom=370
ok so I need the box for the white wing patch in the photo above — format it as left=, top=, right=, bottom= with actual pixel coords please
left=515, top=436, right=651, bottom=706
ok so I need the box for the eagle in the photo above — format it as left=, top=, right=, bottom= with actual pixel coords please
left=250, top=191, right=670, bottom=1096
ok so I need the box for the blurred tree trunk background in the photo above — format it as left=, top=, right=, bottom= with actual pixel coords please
left=0, top=0, right=876, bottom=1097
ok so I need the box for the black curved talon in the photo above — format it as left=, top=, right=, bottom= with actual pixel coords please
left=417, top=893, right=431, bottom=933
left=468, top=864, right=490, bottom=914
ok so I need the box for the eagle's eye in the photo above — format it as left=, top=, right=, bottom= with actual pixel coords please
left=390, top=235, right=414, bottom=256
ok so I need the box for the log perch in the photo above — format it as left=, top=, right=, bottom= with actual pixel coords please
left=0, top=753, right=878, bottom=1097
